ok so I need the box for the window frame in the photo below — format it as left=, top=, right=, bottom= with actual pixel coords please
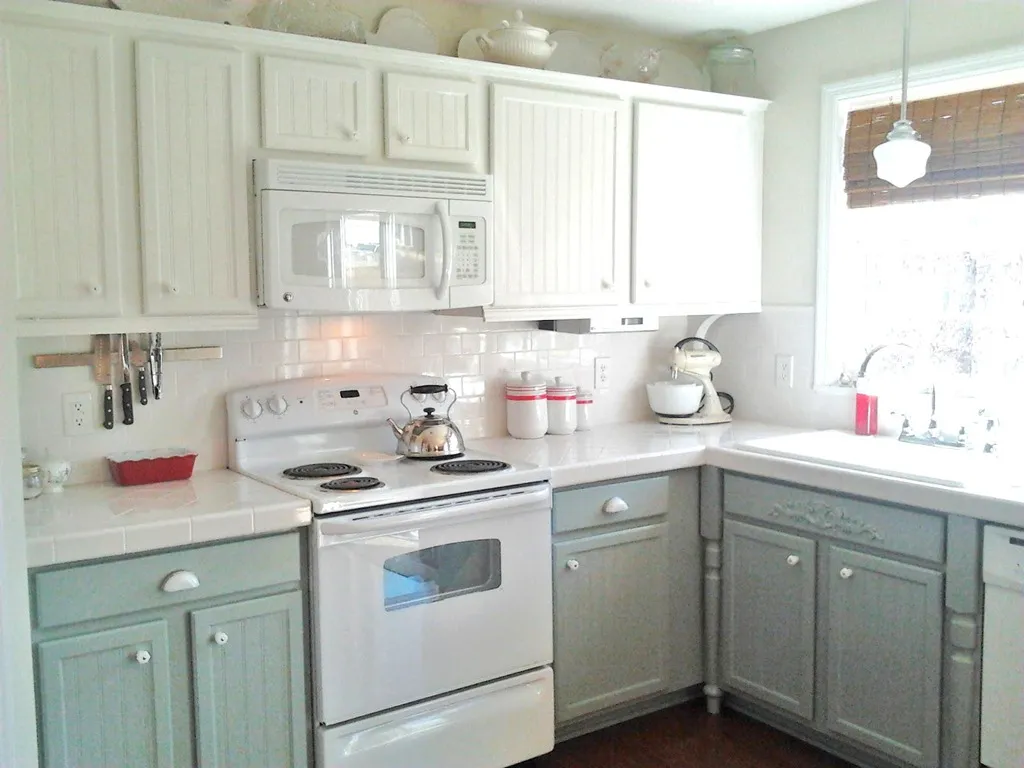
left=814, top=45, right=1024, bottom=391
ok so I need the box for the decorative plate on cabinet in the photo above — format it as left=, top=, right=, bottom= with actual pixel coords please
left=367, top=8, right=438, bottom=55
left=258, top=0, right=367, bottom=42
left=544, top=31, right=603, bottom=77
left=112, top=0, right=257, bottom=25
left=601, top=43, right=661, bottom=83
left=655, top=50, right=706, bottom=90
left=457, top=28, right=490, bottom=61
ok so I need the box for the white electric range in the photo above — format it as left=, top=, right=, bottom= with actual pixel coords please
left=227, top=374, right=555, bottom=768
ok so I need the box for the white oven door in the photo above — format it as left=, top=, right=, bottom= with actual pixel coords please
left=261, top=190, right=454, bottom=312
left=312, top=485, right=553, bottom=726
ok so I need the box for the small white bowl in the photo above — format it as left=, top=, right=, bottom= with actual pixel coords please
left=646, top=380, right=703, bottom=418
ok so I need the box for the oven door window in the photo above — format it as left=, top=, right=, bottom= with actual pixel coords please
left=383, top=539, right=501, bottom=611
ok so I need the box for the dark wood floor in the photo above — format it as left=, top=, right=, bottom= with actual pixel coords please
left=521, top=702, right=854, bottom=768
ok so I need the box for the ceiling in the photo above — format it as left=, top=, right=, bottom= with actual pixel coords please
left=458, top=0, right=879, bottom=37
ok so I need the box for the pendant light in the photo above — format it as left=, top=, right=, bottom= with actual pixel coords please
left=873, top=0, right=931, bottom=188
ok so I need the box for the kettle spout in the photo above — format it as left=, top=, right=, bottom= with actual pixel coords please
left=386, top=418, right=404, bottom=439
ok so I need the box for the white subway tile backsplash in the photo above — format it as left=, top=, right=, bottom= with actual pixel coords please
left=18, top=313, right=687, bottom=483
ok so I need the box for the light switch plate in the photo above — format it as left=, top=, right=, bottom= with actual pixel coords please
left=595, top=357, right=612, bottom=390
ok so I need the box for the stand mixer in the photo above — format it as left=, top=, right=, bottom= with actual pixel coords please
left=662, top=337, right=732, bottom=426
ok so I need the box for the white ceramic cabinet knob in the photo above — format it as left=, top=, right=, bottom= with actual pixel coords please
left=397, top=130, right=411, bottom=144
left=214, top=631, right=228, bottom=646
left=602, top=497, right=629, bottom=515
left=786, top=555, right=801, bottom=566
left=240, top=397, right=263, bottom=420
left=601, top=279, right=614, bottom=290
left=839, top=567, right=854, bottom=580
left=267, top=394, right=288, bottom=415
left=566, top=559, right=580, bottom=571
left=165, top=282, right=180, bottom=295
left=135, top=650, right=151, bottom=665
left=160, top=570, right=200, bottom=593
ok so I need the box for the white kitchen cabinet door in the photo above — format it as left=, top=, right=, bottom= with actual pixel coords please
left=633, top=102, right=762, bottom=311
left=384, top=72, right=481, bottom=165
left=2, top=25, right=123, bottom=319
left=492, top=84, right=630, bottom=308
left=136, top=41, right=254, bottom=317
left=261, top=56, right=370, bottom=156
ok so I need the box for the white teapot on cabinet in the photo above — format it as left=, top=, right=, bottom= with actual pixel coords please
left=477, top=10, right=558, bottom=69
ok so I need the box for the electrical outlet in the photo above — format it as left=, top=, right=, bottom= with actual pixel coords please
left=775, top=354, right=795, bottom=388
left=63, top=392, right=94, bottom=436
left=595, top=357, right=612, bottom=391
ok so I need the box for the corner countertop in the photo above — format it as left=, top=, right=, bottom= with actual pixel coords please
left=23, top=470, right=312, bottom=568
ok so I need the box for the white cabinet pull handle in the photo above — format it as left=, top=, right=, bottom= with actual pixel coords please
left=213, top=631, right=229, bottom=645
left=160, top=570, right=200, bottom=593
left=786, top=555, right=800, bottom=566
left=135, top=650, right=151, bottom=665
left=566, top=559, right=580, bottom=571
left=602, top=497, right=629, bottom=515
left=839, top=567, right=854, bottom=580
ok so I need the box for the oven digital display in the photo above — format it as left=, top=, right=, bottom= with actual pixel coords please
left=339, top=390, right=360, bottom=398
left=458, top=221, right=477, bottom=229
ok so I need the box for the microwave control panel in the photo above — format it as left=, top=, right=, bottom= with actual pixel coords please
left=453, top=219, right=486, bottom=285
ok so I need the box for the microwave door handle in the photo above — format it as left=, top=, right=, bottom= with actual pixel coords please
left=434, top=201, right=453, bottom=300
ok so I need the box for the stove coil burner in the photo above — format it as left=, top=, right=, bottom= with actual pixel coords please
left=320, top=477, right=385, bottom=492
left=431, top=459, right=512, bottom=475
left=283, top=463, right=361, bottom=479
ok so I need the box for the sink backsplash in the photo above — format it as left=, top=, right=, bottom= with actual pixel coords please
left=18, top=312, right=687, bottom=485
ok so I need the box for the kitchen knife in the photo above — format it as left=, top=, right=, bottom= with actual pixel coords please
left=151, top=332, right=163, bottom=400
left=95, top=334, right=114, bottom=430
left=137, top=337, right=148, bottom=405
left=119, top=333, right=134, bottom=425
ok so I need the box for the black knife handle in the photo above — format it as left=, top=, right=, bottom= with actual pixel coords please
left=121, top=382, right=134, bottom=425
left=138, top=369, right=148, bottom=405
left=103, top=388, right=114, bottom=430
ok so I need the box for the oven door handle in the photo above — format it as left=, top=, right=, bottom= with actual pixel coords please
left=434, top=201, right=453, bottom=301
left=317, top=486, right=551, bottom=541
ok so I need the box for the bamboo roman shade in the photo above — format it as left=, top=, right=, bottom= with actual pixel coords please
left=844, top=82, right=1024, bottom=208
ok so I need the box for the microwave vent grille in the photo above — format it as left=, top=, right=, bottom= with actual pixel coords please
left=265, top=161, right=492, bottom=201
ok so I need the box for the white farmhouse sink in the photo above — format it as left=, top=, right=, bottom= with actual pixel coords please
left=736, top=431, right=968, bottom=488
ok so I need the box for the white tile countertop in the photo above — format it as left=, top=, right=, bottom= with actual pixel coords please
left=23, top=470, right=312, bottom=568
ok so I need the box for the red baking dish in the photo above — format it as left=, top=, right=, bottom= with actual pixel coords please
left=107, top=449, right=198, bottom=486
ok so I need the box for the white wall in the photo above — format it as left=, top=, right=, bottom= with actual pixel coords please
left=18, top=315, right=687, bottom=485
left=707, top=0, right=1024, bottom=427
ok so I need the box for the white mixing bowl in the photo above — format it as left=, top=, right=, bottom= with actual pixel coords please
left=646, top=380, right=704, bottom=418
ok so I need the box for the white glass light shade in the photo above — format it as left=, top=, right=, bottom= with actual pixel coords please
left=873, top=119, right=931, bottom=188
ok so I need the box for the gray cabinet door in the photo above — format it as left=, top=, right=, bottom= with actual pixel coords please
left=37, top=620, right=174, bottom=768
left=722, top=519, right=817, bottom=719
left=191, top=592, right=307, bottom=768
left=553, top=523, right=670, bottom=722
left=825, top=546, right=943, bottom=768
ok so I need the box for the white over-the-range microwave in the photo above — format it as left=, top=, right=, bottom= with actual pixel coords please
left=255, top=159, right=493, bottom=313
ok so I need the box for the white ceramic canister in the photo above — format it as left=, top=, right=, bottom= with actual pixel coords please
left=576, top=388, right=594, bottom=431
left=546, top=376, right=577, bottom=435
left=506, top=371, right=548, bottom=439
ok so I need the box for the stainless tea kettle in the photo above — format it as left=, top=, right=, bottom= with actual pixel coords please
left=387, top=384, right=466, bottom=459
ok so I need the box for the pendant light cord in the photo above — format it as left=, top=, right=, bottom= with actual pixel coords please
left=900, top=0, right=911, bottom=121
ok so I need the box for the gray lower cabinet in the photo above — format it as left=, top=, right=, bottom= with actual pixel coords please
left=825, top=546, right=943, bottom=768
left=37, top=620, right=175, bottom=768
left=722, top=520, right=816, bottom=719
left=32, top=533, right=307, bottom=768
left=553, top=524, right=670, bottom=722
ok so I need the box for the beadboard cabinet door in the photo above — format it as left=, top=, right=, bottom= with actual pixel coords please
left=632, top=102, right=762, bottom=312
left=826, top=546, right=943, bottom=768
left=191, top=592, right=307, bottom=768
left=552, top=524, right=670, bottom=722
left=261, top=56, right=370, bottom=156
left=136, top=41, right=253, bottom=317
left=722, top=519, right=817, bottom=720
left=385, top=72, right=482, bottom=165
left=492, top=84, right=630, bottom=308
left=37, top=620, right=174, bottom=768
left=1, top=25, right=123, bottom=319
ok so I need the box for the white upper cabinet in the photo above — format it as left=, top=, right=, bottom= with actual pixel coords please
left=136, top=41, right=254, bottom=317
left=384, top=72, right=482, bottom=166
left=632, top=102, right=763, bottom=312
left=261, top=56, right=370, bottom=156
left=492, top=84, right=630, bottom=309
left=2, top=25, right=123, bottom=320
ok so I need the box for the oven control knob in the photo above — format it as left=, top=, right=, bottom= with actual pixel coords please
left=240, top=397, right=263, bottom=420
left=267, top=394, right=288, bottom=416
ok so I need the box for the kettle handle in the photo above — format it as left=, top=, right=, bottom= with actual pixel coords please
left=409, top=384, right=448, bottom=395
